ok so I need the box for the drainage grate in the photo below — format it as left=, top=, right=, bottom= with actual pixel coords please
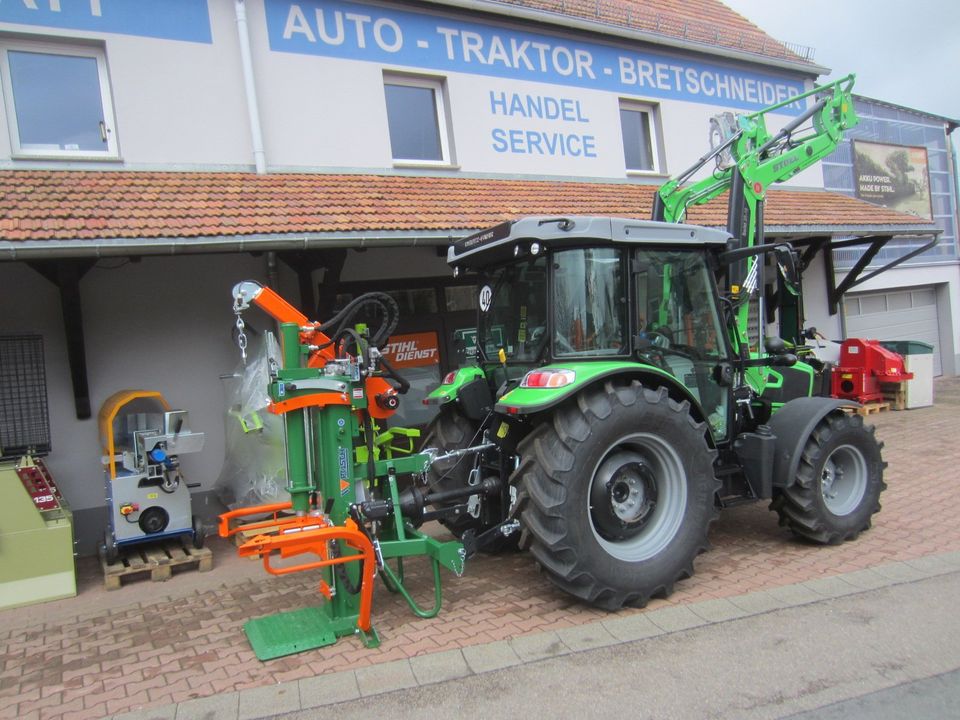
left=0, top=334, right=51, bottom=459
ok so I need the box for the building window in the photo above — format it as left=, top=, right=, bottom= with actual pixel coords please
left=1, top=335, right=51, bottom=459
left=0, top=41, right=118, bottom=159
left=619, top=102, right=661, bottom=174
left=383, top=75, right=451, bottom=165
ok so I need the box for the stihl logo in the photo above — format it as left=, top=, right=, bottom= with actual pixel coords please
left=384, top=340, right=437, bottom=363
left=382, top=332, right=440, bottom=368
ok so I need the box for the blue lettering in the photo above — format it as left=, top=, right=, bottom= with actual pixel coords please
left=488, top=92, right=591, bottom=123
left=583, top=135, right=597, bottom=157
left=525, top=131, right=543, bottom=155
left=543, top=97, right=559, bottom=120
left=526, top=95, right=543, bottom=119
left=265, top=1, right=806, bottom=115
left=491, top=129, right=598, bottom=157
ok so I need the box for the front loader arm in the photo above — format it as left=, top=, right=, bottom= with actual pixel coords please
left=655, top=74, right=858, bottom=229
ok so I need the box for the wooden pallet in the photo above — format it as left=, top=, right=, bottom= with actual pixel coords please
left=101, top=541, right=213, bottom=590
left=880, top=381, right=907, bottom=411
left=854, top=401, right=890, bottom=416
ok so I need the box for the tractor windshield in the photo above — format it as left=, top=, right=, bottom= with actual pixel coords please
left=477, top=255, right=548, bottom=363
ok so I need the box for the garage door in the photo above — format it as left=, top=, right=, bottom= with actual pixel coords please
left=844, top=286, right=942, bottom=376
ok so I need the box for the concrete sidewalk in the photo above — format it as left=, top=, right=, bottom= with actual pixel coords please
left=2, top=377, right=959, bottom=720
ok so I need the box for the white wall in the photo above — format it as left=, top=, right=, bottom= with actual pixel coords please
left=0, top=0, right=819, bottom=183
left=0, top=2, right=253, bottom=167
left=0, top=253, right=286, bottom=512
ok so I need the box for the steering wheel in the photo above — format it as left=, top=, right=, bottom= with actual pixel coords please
left=644, top=330, right=672, bottom=349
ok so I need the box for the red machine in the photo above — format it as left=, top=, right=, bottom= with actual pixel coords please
left=831, top=339, right=913, bottom=404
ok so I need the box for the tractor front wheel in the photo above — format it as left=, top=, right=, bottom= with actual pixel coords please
left=515, top=382, right=719, bottom=610
left=771, top=411, right=885, bottom=544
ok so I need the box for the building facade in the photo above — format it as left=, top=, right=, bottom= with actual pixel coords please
left=821, top=96, right=958, bottom=376
left=0, top=0, right=954, bottom=552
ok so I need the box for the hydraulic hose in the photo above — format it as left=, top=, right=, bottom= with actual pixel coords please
left=319, top=292, right=399, bottom=347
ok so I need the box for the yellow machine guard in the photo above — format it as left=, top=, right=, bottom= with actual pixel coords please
left=98, top=390, right=170, bottom=480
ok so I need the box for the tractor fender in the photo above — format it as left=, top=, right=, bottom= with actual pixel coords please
left=496, top=365, right=709, bottom=435
left=766, top=396, right=860, bottom=488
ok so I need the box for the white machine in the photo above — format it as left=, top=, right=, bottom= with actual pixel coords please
left=99, top=390, right=205, bottom=562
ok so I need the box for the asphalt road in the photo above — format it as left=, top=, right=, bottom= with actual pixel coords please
left=273, top=571, right=960, bottom=720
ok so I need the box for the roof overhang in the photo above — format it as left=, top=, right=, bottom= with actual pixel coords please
left=0, top=222, right=939, bottom=263
left=790, top=231, right=942, bottom=315
left=0, top=230, right=459, bottom=262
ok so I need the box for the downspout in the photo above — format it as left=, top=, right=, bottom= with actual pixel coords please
left=235, top=0, right=267, bottom=174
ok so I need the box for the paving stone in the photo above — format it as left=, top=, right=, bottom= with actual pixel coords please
left=174, top=691, right=239, bottom=720
left=840, top=568, right=897, bottom=591
left=554, top=623, right=619, bottom=652
left=462, top=640, right=523, bottom=674
left=298, top=672, right=359, bottom=709
left=645, top=605, right=709, bottom=633
left=600, top=613, right=663, bottom=642
left=354, top=659, right=417, bottom=697
left=765, top=583, right=824, bottom=607
left=408, top=648, right=472, bottom=685
left=726, top=590, right=783, bottom=615
left=687, top=597, right=752, bottom=623
left=870, top=561, right=931, bottom=583
left=112, top=704, right=176, bottom=720
left=902, top=554, right=960, bottom=575
left=801, top=576, right=862, bottom=599
left=509, top=632, right=570, bottom=662
left=237, top=682, right=300, bottom=720
left=935, top=550, right=960, bottom=568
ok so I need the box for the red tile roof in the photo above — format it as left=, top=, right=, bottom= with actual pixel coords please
left=0, top=170, right=931, bottom=245
left=492, top=0, right=813, bottom=63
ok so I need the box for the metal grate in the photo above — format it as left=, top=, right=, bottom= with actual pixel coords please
left=0, top=334, right=51, bottom=459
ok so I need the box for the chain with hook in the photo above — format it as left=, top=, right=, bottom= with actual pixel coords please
left=233, top=296, right=249, bottom=363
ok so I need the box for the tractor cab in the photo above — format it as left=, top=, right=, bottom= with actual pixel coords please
left=441, top=216, right=735, bottom=440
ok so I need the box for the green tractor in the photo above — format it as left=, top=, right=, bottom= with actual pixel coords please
left=421, top=75, right=886, bottom=609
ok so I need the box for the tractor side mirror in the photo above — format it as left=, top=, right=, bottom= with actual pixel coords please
left=764, top=336, right=786, bottom=354
left=774, top=246, right=801, bottom=296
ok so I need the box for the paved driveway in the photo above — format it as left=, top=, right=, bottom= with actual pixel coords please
left=1, top=377, right=958, bottom=720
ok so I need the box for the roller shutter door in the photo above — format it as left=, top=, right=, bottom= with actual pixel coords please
left=844, top=286, right=942, bottom=376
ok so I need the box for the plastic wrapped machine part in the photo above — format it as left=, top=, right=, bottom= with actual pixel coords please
left=215, top=332, right=288, bottom=509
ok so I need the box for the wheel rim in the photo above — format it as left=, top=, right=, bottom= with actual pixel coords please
left=588, top=433, right=687, bottom=562
left=820, top=444, right=868, bottom=516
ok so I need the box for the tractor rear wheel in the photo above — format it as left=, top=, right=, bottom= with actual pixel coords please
left=515, top=381, right=719, bottom=610
left=771, top=411, right=885, bottom=544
